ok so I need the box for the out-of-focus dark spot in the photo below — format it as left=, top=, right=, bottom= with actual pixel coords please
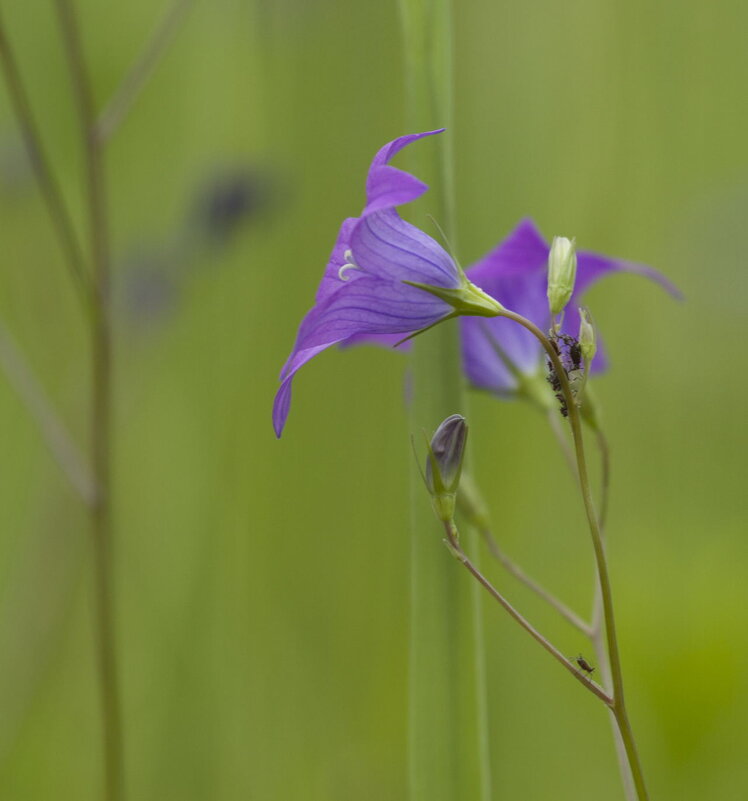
left=121, top=249, right=178, bottom=325
left=118, top=163, right=280, bottom=329
left=190, top=166, right=274, bottom=248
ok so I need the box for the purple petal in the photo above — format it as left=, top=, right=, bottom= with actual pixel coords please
left=467, top=218, right=549, bottom=285
left=575, top=252, right=683, bottom=301
left=461, top=219, right=682, bottom=393
left=460, top=219, right=551, bottom=391
left=272, top=378, right=293, bottom=438
left=340, top=331, right=412, bottom=350
left=314, top=217, right=359, bottom=304
left=461, top=317, right=525, bottom=393
left=274, top=277, right=450, bottom=436
left=369, top=130, right=446, bottom=170
left=463, top=218, right=551, bottom=371
left=363, top=165, right=430, bottom=216
left=293, top=276, right=450, bottom=353
left=350, top=208, right=459, bottom=287
left=274, top=131, right=454, bottom=437
left=365, top=130, right=445, bottom=213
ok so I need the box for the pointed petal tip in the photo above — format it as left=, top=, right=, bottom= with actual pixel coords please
left=272, top=378, right=292, bottom=439
left=619, top=260, right=684, bottom=301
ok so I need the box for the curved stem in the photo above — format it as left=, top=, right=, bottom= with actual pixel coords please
left=501, top=309, right=650, bottom=801
left=590, top=426, right=611, bottom=535
left=444, top=521, right=612, bottom=706
left=95, top=0, right=196, bottom=142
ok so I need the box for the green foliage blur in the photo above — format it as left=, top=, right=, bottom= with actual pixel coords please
left=0, top=0, right=745, bottom=798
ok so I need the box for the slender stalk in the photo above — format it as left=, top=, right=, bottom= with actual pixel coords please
left=478, top=525, right=591, bottom=635
left=399, top=1, right=491, bottom=800
left=443, top=521, right=612, bottom=706
left=95, top=0, right=195, bottom=142
left=548, top=410, right=635, bottom=800
left=594, top=427, right=611, bottom=534
left=55, top=2, right=123, bottom=799
left=0, top=318, right=96, bottom=505
left=0, top=4, right=90, bottom=302
left=502, top=309, right=650, bottom=801
left=589, top=429, right=636, bottom=801
left=547, top=407, right=576, bottom=475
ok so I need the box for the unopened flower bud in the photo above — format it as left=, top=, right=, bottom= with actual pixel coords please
left=578, top=307, right=596, bottom=362
left=425, top=414, right=468, bottom=522
left=547, top=236, right=577, bottom=316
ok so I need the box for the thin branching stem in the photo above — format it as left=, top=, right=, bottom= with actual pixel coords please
left=547, top=408, right=636, bottom=801
left=443, top=520, right=612, bottom=706
left=0, top=5, right=91, bottom=303
left=478, top=525, right=592, bottom=635
left=95, top=0, right=195, bottom=142
left=0, top=318, right=96, bottom=505
left=55, top=2, right=123, bottom=799
left=501, top=309, right=650, bottom=801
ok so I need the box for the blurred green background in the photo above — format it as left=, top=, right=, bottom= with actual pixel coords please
left=0, top=0, right=745, bottom=798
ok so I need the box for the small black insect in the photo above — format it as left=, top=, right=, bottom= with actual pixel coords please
left=568, top=340, right=583, bottom=371
left=575, top=654, right=595, bottom=675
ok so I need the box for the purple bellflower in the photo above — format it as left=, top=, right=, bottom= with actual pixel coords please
left=273, top=130, right=502, bottom=437
left=459, top=219, right=682, bottom=399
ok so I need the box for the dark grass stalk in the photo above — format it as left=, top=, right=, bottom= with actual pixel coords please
left=0, top=4, right=91, bottom=303
left=54, top=2, right=123, bottom=799
left=398, top=1, right=491, bottom=800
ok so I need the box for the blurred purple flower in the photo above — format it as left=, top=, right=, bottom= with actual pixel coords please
left=273, top=130, right=500, bottom=437
left=460, top=219, right=682, bottom=396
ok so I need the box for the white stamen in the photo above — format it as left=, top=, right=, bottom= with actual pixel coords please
left=338, top=264, right=355, bottom=280
left=338, top=250, right=360, bottom=280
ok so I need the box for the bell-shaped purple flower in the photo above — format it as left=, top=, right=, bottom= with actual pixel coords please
left=273, top=130, right=501, bottom=437
left=460, top=219, right=682, bottom=396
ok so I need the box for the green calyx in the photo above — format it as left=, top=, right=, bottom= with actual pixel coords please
left=403, top=276, right=505, bottom=318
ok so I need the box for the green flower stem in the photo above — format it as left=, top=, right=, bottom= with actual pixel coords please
left=398, top=1, right=491, bottom=800
left=547, top=413, right=636, bottom=801
left=442, top=521, right=612, bottom=706
left=501, top=309, right=650, bottom=801
left=477, top=523, right=592, bottom=635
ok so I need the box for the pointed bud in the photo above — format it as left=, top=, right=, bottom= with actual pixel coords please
left=425, top=414, right=468, bottom=522
left=578, top=307, right=596, bottom=362
left=547, top=236, right=577, bottom=316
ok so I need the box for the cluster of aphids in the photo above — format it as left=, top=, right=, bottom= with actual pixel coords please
left=546, top=332, right=584, bottom=417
